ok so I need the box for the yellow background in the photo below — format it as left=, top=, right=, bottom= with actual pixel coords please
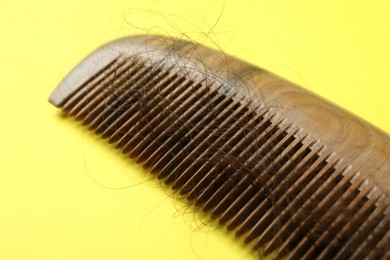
left=0, top=1, right=389, bottom=259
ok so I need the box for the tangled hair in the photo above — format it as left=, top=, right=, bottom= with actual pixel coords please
left=50, top=33, right=390, bottom=259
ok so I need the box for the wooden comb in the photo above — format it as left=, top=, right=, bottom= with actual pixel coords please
left=49, top=35, right=389, bottom=259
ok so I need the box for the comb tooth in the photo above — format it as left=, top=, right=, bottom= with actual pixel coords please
left=111, top=78, right=206, bottom=149
left=204, top=125, right=300, bottom=217
left=61, top=57, right=121, bottom=111
left=222, top=131, right=305, bottom=231
left=253, top=160, right=336, bottom=257
left=163, top=94, right=246, bottom=186
left=123, top=83, right=221, bottom=157
left=247, top=150, right=331, bottom=249
left=363, top=228, right=390, bottom=260
left=177, top=108, right=265, bottom=196
left=186, top=115, right=280, bottom=205
left=172, top=103, right=257, bottom=192
left=90, top=65, right=181, bottom=134
left=102, top=75, right=191, bottom=141
left=196, top=121, right=294, bottom=211
left=233, top=138, right=314, bottom=239
left=168, top=97, right=249, bottom=187
left=370, top=241, right=390, bottom=260
left=315, top=185, right=381, bottom=260
left=86, top=64, right=172, bottom=130
left=279, top=166, right=356, bottom=259
left=77, top=63, right=155, bottom=122
left=270, top=160, right=344, bottom=259
left=143, top=88, right=228, bottom=171
left=244, top=144, right=325, bottom=247
left=111, top=73, right=190, bottom=160
left=148, top=88, right=227, bottom=176
left=183, top=111, right=272, bottom=201
left=95, top=69, right=182, bottom=135
left=332, top=192, right=386, bottom=260
left=137, top=90, right=242, bottom=169
left=295, top=177, right=369, bottom=260
left=211, top=125, right=299, bottom=219
left=82, top=61, right=150, bottom=126
left=69, top=59, right=135, bottom=118
left=169, top=109, right=270, bottom=198
left=158, top=91, right=233, bottom=183
left=348, top=204, right=390, bottom=260
left=257, top=156, right=339, bottom=255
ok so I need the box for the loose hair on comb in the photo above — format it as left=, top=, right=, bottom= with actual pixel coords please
left=49, top=34, right=390, bottom=259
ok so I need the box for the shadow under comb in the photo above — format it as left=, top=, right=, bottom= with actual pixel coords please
left=49, top=35, right=389, bottom=259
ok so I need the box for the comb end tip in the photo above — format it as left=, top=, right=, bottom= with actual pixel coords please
left=48, top=92, right=63, bottom=107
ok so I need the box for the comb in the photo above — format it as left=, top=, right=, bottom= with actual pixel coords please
left=49, top=35, right=390, bottom=259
